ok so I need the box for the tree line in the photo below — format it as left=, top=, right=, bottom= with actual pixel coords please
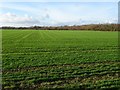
left=1, top=24, right=119, bottom=31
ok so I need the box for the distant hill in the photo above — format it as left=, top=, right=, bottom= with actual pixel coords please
left=1, top=24, right=119, bottom=31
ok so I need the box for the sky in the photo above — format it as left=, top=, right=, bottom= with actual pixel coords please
left=0, top=0, right=119, bottom=2
left=0, top=1, right=119, bottom=27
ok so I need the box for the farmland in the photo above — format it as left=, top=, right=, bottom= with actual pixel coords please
left=2, top=30, right=120, bottom=89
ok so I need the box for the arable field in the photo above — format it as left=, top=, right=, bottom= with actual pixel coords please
left=2, top=30, right=120, bottom=89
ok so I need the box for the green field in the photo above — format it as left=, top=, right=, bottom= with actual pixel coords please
left=2, top=30, right=120, bottom=89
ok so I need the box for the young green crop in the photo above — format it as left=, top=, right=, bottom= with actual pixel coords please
left=2, top=30, right=120, bottom=89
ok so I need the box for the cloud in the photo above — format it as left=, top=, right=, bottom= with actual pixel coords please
left=0, top=13, right=39, bottom=26
left=0, top=12, right=117, bottom=27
